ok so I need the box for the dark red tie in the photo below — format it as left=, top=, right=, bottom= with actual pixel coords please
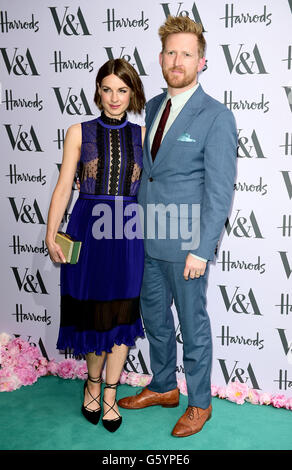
left=151, top=98, right=171, bottom=161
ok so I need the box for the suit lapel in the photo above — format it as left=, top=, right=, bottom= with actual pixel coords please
left=144, top=93, right=166, bottom=167
left=153, top=85, right=205, bottom=168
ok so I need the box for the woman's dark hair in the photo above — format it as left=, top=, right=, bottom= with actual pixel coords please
left=94, top=58, right=146, bottom=114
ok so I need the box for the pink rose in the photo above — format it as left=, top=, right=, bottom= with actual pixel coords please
left=217, top=386, right=227, bottom=399
left=75, top=361, right=88, bottom=380
left=16, top=366, right=38, bottom=386
left=259, top=392, right=272, bottom=405
left=138, top=375, right=152, bottom=387
left=47, top=359, right=59, bottom=376
left=285, top=397, right=292, bottom=410
left=246, top=388, right=260, bottom=405
left=0, top=370, right=22, bottom=392
left=271, top=394, right=287, bottom=409
left=57, top=359, right=77, bottom=379
left=127, top=372, right=141, bottom=386
left=177, top=378, right=188, bottom=396
left=226, top=381, right=249, bottom=405
left=119, top=370, right=128, bottom=384
left=211, top=385, right=218, bottom=397
left=0, top=333, right=11, bottom=346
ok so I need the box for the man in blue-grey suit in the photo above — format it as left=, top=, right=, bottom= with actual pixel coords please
left=118, top=16, right=237, bottom=437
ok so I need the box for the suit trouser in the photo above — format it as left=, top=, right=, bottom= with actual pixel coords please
left=140, top=253, right=212, bottom=409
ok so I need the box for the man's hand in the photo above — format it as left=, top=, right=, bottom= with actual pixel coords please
left=183, top=254, right=206, bottom=280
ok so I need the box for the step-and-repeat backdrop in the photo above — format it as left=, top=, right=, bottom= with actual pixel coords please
left=1, top=0, right=291, bottom=397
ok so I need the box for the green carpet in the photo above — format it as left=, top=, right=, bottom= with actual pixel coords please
left=0, top=376, right=291, bottom=450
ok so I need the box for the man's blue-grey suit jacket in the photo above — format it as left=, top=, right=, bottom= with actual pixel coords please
left=138, top=84, right=237, bottom=262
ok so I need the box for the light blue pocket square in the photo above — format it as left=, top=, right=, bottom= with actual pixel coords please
left=177, top=133, right=196, bottom=142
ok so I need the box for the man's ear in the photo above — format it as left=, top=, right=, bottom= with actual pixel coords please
left=198, top=57, right=206, bottom=73
left=159, top=51, right=163, bottom=67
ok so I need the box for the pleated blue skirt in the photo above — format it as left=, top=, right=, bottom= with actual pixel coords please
left=57, top=194, right=145, bottom=356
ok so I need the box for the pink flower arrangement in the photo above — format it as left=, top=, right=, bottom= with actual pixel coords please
left=285, top=397, right=292, bottom=410
left=246, top=388, right=260, bottom=405
left=271, top=394, right=287, bottom=409
left=211, top=385, right=219, bottom=397
left=0, top=333, right=291, bottom=411
left=177, top=377, right=188, bottom=395
left=217, top=386, right=227, bottom=399
left=225, top=381, right=249, bottom=405
left=125, top=371, right=152, bottom=387
left=0, top=336, right=49, bottom=391
left=259, top=392, right=272, bottom=405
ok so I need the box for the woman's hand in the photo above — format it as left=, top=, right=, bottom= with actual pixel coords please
left=46, top=238, right=67, bottom=264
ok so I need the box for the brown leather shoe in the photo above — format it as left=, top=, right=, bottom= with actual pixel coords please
left=171, top=404, right=212, bottom=437
left=117, top=387, right=179, bottom=409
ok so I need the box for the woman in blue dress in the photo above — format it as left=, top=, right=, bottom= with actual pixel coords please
left=46, top=59, right=146, bottom=432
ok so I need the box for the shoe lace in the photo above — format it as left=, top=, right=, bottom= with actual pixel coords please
left=187, top=406, right=199, bottom=420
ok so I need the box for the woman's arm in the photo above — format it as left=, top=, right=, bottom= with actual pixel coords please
left=45, top=123, right=81, bottom=263
left=141, top=126, right=146, bottom=147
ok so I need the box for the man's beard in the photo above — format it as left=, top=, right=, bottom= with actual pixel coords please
left=162, top=66, right=196, bottom=89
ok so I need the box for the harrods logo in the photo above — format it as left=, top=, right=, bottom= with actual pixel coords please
left=278, top=251, right=292, bottom=279
left=9, top=235, right=48, bottom=257
left=218, top=285, right=262, bottom=316
left=275, top=293, right=292, bottom=316
left=234, top=177, right=268, bottom=196
left=53, top=87, right=93, bottom=115
left=237, top=129, right=266, bottom=158
left=217, top=250, right=266, bottom=274
left=6, top=164, right=46, bottom=186
left=217, top=325, right=264, bottom=350
left=274, top=369, right=292, bottom=391
left=281, top=171, right=292, bottom=199
left=225, top=210, right=264, bottom=239
left=12, top=304, right=51, bottom=326
left=50, top=51, right=94, bottom=73
left=0, top=11, right=39, bottom=33
left=54, top=129, right=65, bottom=149
left=4, top=124, right=43, bottom=152
left=103, top=8, right=149, bottom=32
left=2, top=89, right=43, bottom=112
left=220, top=4, right=272, bottom=28
left=161, top=2, right=205, bottom=31
left=218, top=359, right=260, bottom=389
left=0, top=47, right=39, bottom=76
left=282, top=46, right=292, bottom=70
left=49, top=6, right=91, bottom=35
left=104, top=47, right=147, bottom=76
left=283, top=86, right=292, bottom=112
left=280, top=132, right=292, bottom=156
left=224, top=90, right=269, bottom=113
left=221, top=44, right=268, bottom=74
left=11, top=267, right=48, bottom=295
left=278, top=215, right=292, bottom=237
left=8, top=197, right=45, bottom=224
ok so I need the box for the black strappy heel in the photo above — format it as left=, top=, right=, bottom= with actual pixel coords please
left=102, top=382, right=122, bottom=432
left=81, top=375, right=102, bottom=425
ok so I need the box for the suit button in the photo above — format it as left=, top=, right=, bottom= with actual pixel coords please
left=149, top=177, right=153, bottom=182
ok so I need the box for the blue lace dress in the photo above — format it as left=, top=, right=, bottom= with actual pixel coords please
left=56, top=112, right=145, bottom=356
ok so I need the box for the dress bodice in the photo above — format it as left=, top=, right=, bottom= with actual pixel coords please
left=78, top=112, right=143, bottom=196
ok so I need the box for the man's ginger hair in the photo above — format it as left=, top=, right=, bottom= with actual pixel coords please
left=158, top=16, right=206, bottom=58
